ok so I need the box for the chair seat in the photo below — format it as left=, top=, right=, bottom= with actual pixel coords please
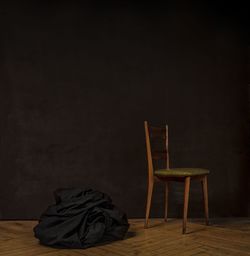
left=154, top=168, right=209, bottom=177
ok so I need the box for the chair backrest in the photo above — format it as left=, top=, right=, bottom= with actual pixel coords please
left=144, top=121, right=169, bottom=179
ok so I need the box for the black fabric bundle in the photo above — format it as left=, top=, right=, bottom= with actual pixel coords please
left=34, top=188, right=129, bottom=248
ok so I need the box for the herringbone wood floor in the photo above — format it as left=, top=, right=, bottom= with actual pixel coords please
left=0, top=219, right=250, bottom=256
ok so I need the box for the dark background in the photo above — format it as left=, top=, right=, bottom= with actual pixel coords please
left=0, top=2, right=249, bottom=219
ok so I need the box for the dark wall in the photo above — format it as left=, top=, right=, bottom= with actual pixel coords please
left=0, top=2, right=249, bottom=219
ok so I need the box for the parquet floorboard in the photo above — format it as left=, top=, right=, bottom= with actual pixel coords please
left=0, top=219, right=250, bottom=255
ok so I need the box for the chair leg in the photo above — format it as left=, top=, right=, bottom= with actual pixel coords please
left=145, top=179, right=154, bottom=228
left=183, top=177, right=190, bottom=234
left=202, top=175, right=209, bottom=225
left=164, top=182, right=169, bottom=222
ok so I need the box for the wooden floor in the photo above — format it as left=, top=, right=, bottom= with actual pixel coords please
left=0, top=219, right=250, bottom=256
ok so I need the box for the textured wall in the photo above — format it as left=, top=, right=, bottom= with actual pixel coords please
left=0, top=2, right=249, bottom=219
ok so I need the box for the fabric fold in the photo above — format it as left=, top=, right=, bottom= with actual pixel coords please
left=34, top=188, right=129, bottom=248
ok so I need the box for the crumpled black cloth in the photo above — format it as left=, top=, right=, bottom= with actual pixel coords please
left=34, top=188, right=129, bottom=249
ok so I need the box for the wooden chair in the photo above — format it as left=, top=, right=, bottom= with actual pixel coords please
left=144, top=121, right=209, bottom=234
